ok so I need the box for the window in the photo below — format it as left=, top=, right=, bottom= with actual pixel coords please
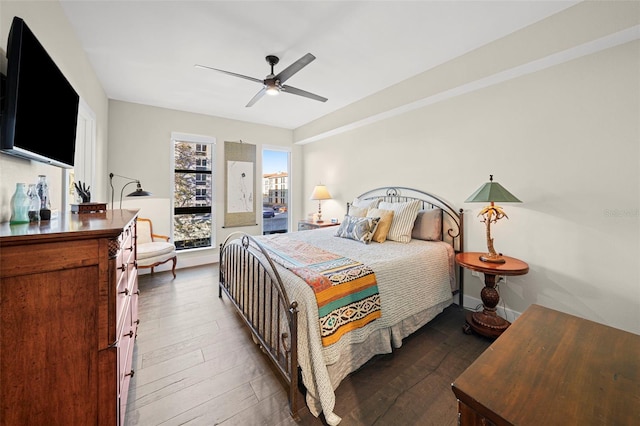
left=262, top=148, right=290, bottom=234
left=195, top=173, right=207, bottom=186
left=172, top=133, right=216, bottom=250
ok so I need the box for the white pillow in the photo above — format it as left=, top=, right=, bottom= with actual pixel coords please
left=348, top=205, right=368, bottom=218
left=378, top=199, right=421, bottom=243
left=351, top=197, right=381, bottom=210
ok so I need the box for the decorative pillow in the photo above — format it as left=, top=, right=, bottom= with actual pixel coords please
left=351, top=197, right=381, bottom=210
left=378, top=199, right=421, bottom=243
left=366, top=208, right=394, bottom=243
left=335, top=215, right=380, bottom=244
left=348, top=205, right=368, bottom=218
left=412, top=209, right=443, bottom=241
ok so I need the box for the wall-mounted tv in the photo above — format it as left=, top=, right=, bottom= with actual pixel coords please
left=1, top=16, right=79, bottom=169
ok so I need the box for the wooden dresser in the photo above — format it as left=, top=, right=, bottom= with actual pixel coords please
left=0, top=210, right=139, bottom=425
left=452, top=304, right=640, bottom=425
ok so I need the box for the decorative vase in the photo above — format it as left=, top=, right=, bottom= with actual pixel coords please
left=36, top=175, right=51, bottom=220
left=10, top=183, right=30, bottom=224
left=27, top=184, right=41, bottom=222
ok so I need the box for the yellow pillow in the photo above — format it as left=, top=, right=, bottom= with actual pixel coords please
left=367, top=208, right=394, bottom=243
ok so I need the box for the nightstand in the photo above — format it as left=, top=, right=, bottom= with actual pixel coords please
left=455, top=252, right=529, bottom=338
left=297, top=220, right=339, bottom=231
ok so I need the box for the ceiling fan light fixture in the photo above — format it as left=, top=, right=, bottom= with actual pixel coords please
left=265, top=80, right=280, bottom=96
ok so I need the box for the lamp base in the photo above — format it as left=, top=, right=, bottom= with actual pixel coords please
left=479, top=253, right=506, bottom=263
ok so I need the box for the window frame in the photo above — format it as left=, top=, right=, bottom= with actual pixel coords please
left=262, top=145, right=292, bottom=234
left=170, top=132, right=216, bottom=251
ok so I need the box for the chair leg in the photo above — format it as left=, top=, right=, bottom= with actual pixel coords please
left=171, top=256, right=177, bottom=278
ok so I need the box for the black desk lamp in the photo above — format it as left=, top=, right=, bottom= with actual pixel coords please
left=109, top=173, right=152, bottom=210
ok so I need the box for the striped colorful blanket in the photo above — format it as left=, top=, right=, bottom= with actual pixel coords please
left=260, top=235, right=381, bottom=346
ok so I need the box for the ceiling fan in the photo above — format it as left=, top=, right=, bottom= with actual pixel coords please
left=195, top=53, right=328, bottom=107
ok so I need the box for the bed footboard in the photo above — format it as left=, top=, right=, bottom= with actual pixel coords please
left=218, top=232, right=301, bottom=419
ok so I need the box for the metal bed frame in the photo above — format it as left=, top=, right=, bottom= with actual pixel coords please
left=218, top=187, right=464, bottom=419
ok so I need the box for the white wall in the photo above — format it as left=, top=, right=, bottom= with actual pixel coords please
left=107, top=100, right=297, bottom=270
left=0, top=1, right=109, bottom=221
left=296, top=3, right=640, bottom=334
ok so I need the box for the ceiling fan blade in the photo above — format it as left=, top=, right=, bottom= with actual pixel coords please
left=274, top=53, right=316, bottom=84
left=246, top=87, right=267, bottom=107
left=281, top=84, right=327, bottom=103
left=194, top=64, right=263, bottom=84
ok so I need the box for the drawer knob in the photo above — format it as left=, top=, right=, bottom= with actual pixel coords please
left=119, top=263, right=126, bottom=272
left=119, top=288, right=130, bottom=296
left=125, top=370, right=135, bottom=378
left=124, top=330, right=134, bottom=338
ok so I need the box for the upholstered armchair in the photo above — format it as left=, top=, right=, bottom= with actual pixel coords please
left=136, top=217, right=177, bottom=278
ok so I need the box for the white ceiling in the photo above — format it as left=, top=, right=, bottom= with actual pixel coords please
left=60, top=1, right=578, bottom=130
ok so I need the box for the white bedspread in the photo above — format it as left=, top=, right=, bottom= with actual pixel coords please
left=255, top=228, right=455, bottom=425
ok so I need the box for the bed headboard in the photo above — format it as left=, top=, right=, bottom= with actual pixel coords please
left=349, top=186, right=464, bottom=253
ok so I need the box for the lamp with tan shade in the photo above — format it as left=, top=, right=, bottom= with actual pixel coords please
left=309, top=184, right=332, bottom=223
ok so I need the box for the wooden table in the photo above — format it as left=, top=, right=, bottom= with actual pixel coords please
left=452, top=304, right=640, bottom=425
left=455, top=252, right=529, bottom=338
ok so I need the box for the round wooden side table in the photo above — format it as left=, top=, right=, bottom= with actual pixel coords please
left=455, top=252, right=529, bottom=339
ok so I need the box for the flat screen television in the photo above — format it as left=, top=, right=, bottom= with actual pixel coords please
left=1, top=16, right=79, bottom=169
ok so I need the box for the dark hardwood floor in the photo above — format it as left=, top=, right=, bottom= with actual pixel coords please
left=125, top=265, right=492, bottom=426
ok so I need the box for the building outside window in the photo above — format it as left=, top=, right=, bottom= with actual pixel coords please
left=263, top=172, right=288, bottom=206
left=262, top=149, right=289, bottom=234
left=172, top=136, right=215, bottom=250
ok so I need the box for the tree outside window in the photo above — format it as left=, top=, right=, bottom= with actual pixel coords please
left=173, top=140, right=214, bottom=250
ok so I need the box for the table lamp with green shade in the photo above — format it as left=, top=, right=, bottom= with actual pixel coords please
left=465, top=175, right=521, bottom=263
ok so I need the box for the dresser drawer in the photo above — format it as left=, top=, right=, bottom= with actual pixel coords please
left=115, top=223, right=137, bottom=336
left=1, top=239, right=99, bottom=278
left=131, top=278, right=140, bottom=337
left=119, top=347, right=134, bottom=426
left=122, top=226, right=135, bottom=267
left=115, top=260, right=130, bottom=333
left=117, top=298, right=136, bottom=426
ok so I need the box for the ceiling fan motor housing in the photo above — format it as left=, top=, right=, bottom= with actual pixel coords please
left=265, top=55, right=280, bottom=66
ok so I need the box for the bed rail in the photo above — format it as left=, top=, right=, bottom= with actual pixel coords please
left=218, top=232, right=301, bottom=418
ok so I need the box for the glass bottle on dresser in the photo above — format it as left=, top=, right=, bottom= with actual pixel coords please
left=36, top=175, right=51, bottom=220
left=27, top=184, right=41, bottom=222
left=10, top=183, right=30, bottom=224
